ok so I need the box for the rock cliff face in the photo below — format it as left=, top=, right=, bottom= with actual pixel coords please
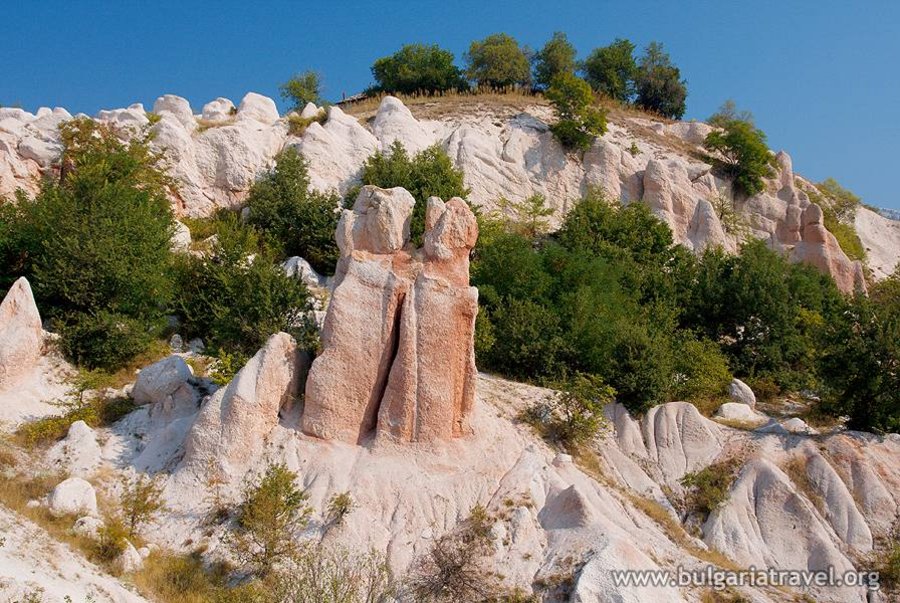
left=2, top=94, right=892, bottom=291
left=301, top=186, right=479, bottom=444
left=0, top=277, right=44, bottom=388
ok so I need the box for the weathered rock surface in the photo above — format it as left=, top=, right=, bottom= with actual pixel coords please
left=0, top=277, right=44, bottom=389
left=302, top=187, right=479, bottom=444
left=182, top=332, right=302, bottom=476
left=48, top=477, right=98, bottom=517
left=47, top=420, right=102, bottom=477
left=728, top=377, right=756, bottom=408
left=793, top=202, right=866, bottom=293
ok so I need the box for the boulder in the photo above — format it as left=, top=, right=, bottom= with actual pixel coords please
left=236, top=92, right=279, bottom=125
left=95, top=103, right=149, bottom=128
left=728, top=378, right=756, bottom=408
left=48, top=477, right=98, bottom=517
left=152, top=95, right=194, bottom=130
left=303, top=187, right=479, bottom=443
left=47, top=420, right=102, bottom=477
left=0, top=277, right=44, bottom=389
left=299, top=102, right=320, bottom=119
left=201, top=97, right=235, bottom=122
left=714, top=402, right=768, bottom=427
left=282, top=256, right=326, bottom=289
left=182, top=332, right=303, bottom=475
left=133, top=356, right=198, bottom=423
left=170, top=220, right=192, bottom=253
left=71, top=515, right=104, bottom=540
left=117, top=541, right=143, bottom=573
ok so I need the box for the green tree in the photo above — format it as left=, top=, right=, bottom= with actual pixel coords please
left=704, top=119, right=774, bottom=196
left=634, top=42, right=687, bottom=119
left=176, top=215, right=315, bottom=357
left=496, top=193, right=555, bottom=238
left=279, top=71, right=323, bottom=112
left=582, top=38, right=637, bottom=102
left=358, top=141, right=468, bottom=245
left=371, top=43, right=467, bottom=94
left=533, top=32, right=577, bottom=89
left=246, top=147, right=343, bottom=275
left=228, top=463, right=312, bottom=576
left=539, top=372, right=615, bottom=446
left=708, top=99, right=754, bottom=128
left=119, top=474, right=166, bottom=538
left=820, top=273, right=900, bottom=432
left=465, top=33, right=531, bottom=89
left=4, top=118, right=176, bottom=369
left=546, top=73, right=607, bottom=151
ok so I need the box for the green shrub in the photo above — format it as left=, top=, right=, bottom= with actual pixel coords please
left=582, top=38, right=637, bottom=102
left=4, top=118, right=175, bottom=370
left=679, top=458, right=740, bottom=520
left=483, top=297, right=568, bottom=381
left=120, top=474, right=166, bottom=537
left=371, top=43, right=468, bottom=94
left=176, top=215, right=315, bottom=357
left=245, top=147, right=343, bottom=275
left=529, top=373, right=614, bottom=447
left=465, top=33, right=531, bottom=88
left=533, top=32, right=577, bottom=89
left=495, top=194, right=555, bottom=239
left=546, top=73, right=607, bottom=151
left=228, top=463, right=311, bottom=576
left=279, top=71, right=322, bottom=112
left=672, top=336, right=732, bottom=405
left=94, top=515, right=130, bottom=563
left=634, top=42, right=687, bottom=119
left=325, top=492, right=354, bottom=526
left=357, top=141, right=468, bottom=245
left=286, top=110, right=326, bottom=137
left=703, top=119, right=774, bottom=196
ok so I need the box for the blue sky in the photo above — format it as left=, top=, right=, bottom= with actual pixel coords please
left=2, top=0, right=898, bottom=208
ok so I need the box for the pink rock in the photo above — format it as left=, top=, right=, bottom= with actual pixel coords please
left=0, top=277, right=44, bottom=389
left=302, top=187, right=479, bottom=444
left=792, top=203, right=866, bottom=294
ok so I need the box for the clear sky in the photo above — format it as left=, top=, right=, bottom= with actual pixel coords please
left=2, top=0, right=898, bottom=208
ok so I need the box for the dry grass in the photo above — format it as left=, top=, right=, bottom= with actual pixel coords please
left=781, top=455, right=825, bottom=515
left=341, top=87, right=549, bottom=122
left=196, top=117, right=235, bottom=132
left=711, top=417, right=762, bottom=431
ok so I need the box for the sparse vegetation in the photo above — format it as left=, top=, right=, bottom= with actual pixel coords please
left=325, top=491, right=354, bottom=527
left=119, top=473, right=166, bottom=537
left=524, top=372, right=614, bottom=447
left=227, top=463, right=312, bottom=576
left=680, top=458, right=741, bottom=521
left=286, top=109, right=326, bottom=136
left=279, top=70, right=323, bottom=111
left=805, top=178, right=866, bottom=262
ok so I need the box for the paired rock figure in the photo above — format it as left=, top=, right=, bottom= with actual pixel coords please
left=302, top=186, right=479, bottom=444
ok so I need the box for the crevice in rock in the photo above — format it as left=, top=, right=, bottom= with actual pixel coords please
left=361, top=290, right=405, bottom=443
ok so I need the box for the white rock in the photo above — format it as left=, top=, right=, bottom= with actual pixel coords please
left=117, top=541, right=143, bottom=573
left=236, top=92, right=279, bottom=125
left=47, top=420, right=102, bottom=477
left=0, top=277, right=44, bottom=390
left=48, top=477, right=97, bottom=517
left=71, top=515, right=104, bottom=540
left=95, top=104, right=149, bottom=128
left=728, top=378, right=756, bottom=408
left=714, top=402, right=769, bottom=427
left=170, top=220, right=192, bottom=253
left=132, top=356, right=193, bottom=406
left=17, top=136, right=60, bottom=168
left=781, top=417, right=818, bottom=435
left=201, top=97, right=235, bottom=122
left=152, top=94, right=194, bottom=130
left=299, top=102, right=320, bottom=119
left=373, top=95, right=436, bottom=153
left=282, top=256, right=326, bottom=289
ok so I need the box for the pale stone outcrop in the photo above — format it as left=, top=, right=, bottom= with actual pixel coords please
left=47, top=421, right=102, bottom=477
left=236, top=92, right=279, bottom=125
left=0, top=277, right=44, bottom=389
left=714, top=402, right=768, bottom=426
left=152, top=95, right=195, bottom=130
left=281, top=256, right=326, bottom=289
left=170, top=220, right=192, bottom=252
left=48, top=477, right=98, bottom=517
left=201, top=97, right=234, bottom=122
left=792, top=202, right=866, bottom=293
left=855, top=205, right=900, bottom=280
left=132, top=355, right=198, bottom=423
left=302, top=186, right=479, bottom=444
left=182, top=332, right=302, bottom=475
left=728, top=378, right=756, bottom=408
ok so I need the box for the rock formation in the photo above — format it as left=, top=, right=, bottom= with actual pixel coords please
left=793, top=202, right=867, bottom=292
left=0, top=277, right=44, bottom=389
left=302, top=186, right=479, bottom=444
left=182, top=332, right=302, bottom=475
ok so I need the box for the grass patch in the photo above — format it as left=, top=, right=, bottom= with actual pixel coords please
left=286, top=110, right=326, bottom=136
left=342, top=86, right=548, bottom=121
left=196, top=117, right=235, bottom=132
left=131, top=550, right=230, bottom=603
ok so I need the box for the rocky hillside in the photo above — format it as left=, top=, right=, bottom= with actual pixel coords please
left=2, top=92, right=898, bottom=291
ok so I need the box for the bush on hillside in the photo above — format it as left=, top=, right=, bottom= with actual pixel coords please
left=533, top=32, right=577, bottom=89
left=634, top=42, right=687, bottom=119
left=245, top=147, right=343, bottom=275
left=708, top=99, right=754, bottom=128
left=819, top=272, right=900, bottom=432
left=176, top=215, right=315, bottom=357
left=704, top=119, right=774, bottom=197
left=582, top=38, right=637, bottom=103
left=371, top=43, right=468, bottom=94
left=465, top=33, right=531, bottom=89
left=546, top=73, right=607, bottom=151
left=2, top=118, right=175, bottom=370
left=279, top=71, right=323, bottom=112
left=532, top=372, right=615, bottom=447
left=227, top=463, right=311, bottom=576
left=357, top=141, right=468, bottom=245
